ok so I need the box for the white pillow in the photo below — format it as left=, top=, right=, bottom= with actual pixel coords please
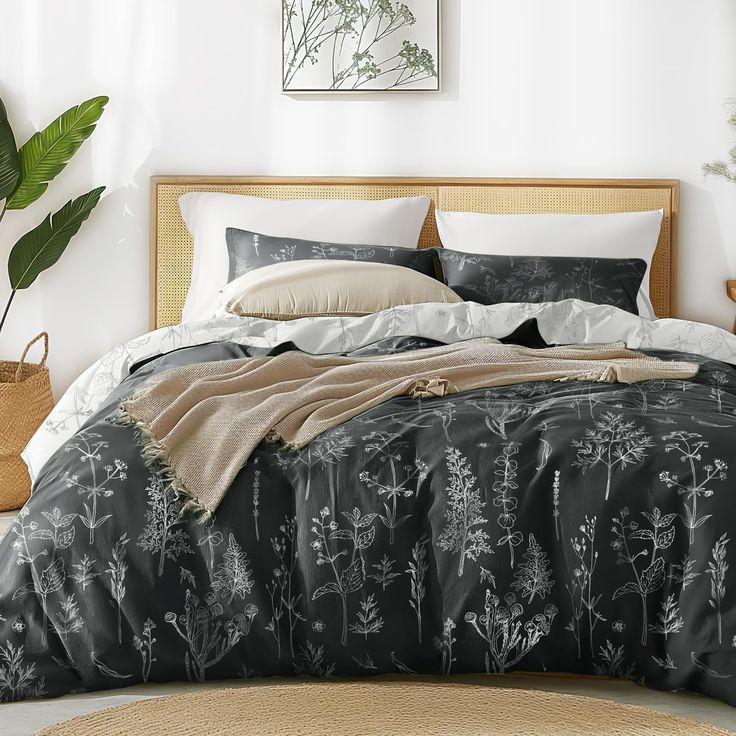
left=435, top=210, right=664, bottom=318
left=180, top=193, right=431, bottom=322
left=220, top=260, right=461, bottom=320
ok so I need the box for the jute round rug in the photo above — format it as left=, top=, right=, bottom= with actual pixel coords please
left=35, top=681, right=732, bottom=736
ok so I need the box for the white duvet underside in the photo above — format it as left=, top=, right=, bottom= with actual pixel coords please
left=23, top=299, right=736, bottom=481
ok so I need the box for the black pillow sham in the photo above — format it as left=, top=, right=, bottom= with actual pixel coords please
left=436, top=249, right=647, bottom=315
left=225, top=228, right=438, bottom=282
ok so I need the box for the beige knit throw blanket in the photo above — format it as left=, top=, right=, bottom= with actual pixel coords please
left=118, top=339, right=698, bottom=516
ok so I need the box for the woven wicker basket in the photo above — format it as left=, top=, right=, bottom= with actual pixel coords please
left=0, top=333, right=54, bottom=511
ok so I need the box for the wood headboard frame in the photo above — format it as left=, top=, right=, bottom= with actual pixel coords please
left=150, top=176, right=679, bottom=330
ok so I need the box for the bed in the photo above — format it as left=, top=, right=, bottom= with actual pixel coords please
left=6, top=176, right=736, bottom=729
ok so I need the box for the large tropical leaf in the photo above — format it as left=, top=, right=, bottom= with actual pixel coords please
left=6, top=96, right=108, bottom=210
left=0, top=96, right=20, bottom=201
left=8, top=187, right=104, bottom=289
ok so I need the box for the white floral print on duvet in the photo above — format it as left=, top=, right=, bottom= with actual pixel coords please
left=0, top=299, right=734, bottom=705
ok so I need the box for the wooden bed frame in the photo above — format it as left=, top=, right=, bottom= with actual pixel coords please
left=149, top=176, right=679, bottom=330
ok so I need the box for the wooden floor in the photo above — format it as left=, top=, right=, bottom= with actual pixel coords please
left=2, top=674, right=735, bottom=735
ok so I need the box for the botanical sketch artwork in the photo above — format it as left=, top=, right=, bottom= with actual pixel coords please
left=282, top=1, right=440, bottom=92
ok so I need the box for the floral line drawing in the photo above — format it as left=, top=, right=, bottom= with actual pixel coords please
left=492, top=443, right=523, bottom=568
left=311, top=507, right=375, bottom=645
left=213, top=534, right=254, bottom=604
left=63, top=431, right=127, bottom=544
left=434, top=617, right=457, bottom=676
left=133, top=619, right=157, bottom=683
left=464, top=590, right=558, bottom=674
left=165, top=590, right=257, bottom=682
left=708, top=533, right=729, bottom=644
left=106, top=533, right=130, bottom=644
left=565, top=516, right=606, bottom=658
left=137, top=475, right=192, bottom=578
left=266, top=517, right=305, bottom=659
left=438, top=447, right=493, bottom=577
left=512, top=533, right=554, bottom=603
left=361, top=433, right=427, bottom=544
left=660, top=431, right=726, bottom=544
left=611, top=507, right=674, bottom=646
left=573, top=413, right=654, bottom=501
left=649, top=594, right=684, bottom=639
left=407, top=533, right=430, bottom=643
left=0, top=641, right=46, bottom=702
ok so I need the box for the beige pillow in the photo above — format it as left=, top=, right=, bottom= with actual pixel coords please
left=221, top=260, right=461, bottom=320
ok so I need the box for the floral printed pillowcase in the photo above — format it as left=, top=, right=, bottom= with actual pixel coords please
left=225, top=228, right=438, bottom=282
left=436, top=249, right=648, bottom=315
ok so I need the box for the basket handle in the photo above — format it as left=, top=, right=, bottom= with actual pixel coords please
left=15, top=332, right=49, bottom=383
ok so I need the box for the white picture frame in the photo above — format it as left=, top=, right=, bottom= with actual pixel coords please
left=282, top=1, right=441, bottom=93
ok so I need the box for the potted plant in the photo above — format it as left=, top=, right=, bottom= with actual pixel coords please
left=0, top=93, right=107, bottom=510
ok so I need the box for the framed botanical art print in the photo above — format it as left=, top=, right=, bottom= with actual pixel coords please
left=282, top=1, right=441, bottom=93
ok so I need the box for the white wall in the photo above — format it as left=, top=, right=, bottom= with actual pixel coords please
left=1, top=0, right=736, bottom=395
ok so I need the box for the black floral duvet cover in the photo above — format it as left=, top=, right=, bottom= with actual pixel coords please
left=1, top=330, right=736, bottom=706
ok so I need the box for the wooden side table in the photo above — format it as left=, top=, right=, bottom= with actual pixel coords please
left=728, top=281, right=736, bottom=332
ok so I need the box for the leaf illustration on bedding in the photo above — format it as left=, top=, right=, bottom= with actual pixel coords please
left=311, top=507, right=374, bottom=645
left=266, top=516, right=304, bottom=659
left=668, top=555, right=700, bottom=589
left=708, top=533, right=730, bottom=644
left=511, top=534, right=554, bottom=603
left=278, top=427, right=355, bottom=500
left=133, top=618, right=157, bottom=683
left=691, top=651, right=734, bottom=679
left=349, top=594, right=384, bottom=639
left=212, top=534, right=254, bottom=604
left=368, top=554, right=400, bottom=590
left=70, top=553, right=99, bottom=590
left=63, top=431, right=127, bottom=545
left=659, top=431, right=726, bottom=545
left=573, top=413, right=654, bottom=501
left=594, top=640, right=636, bottom=680
left=91, top=651, right=133, bottom=680
left=197, top=519, right=224, bottom=573
left=407, top=534, right=430, bottom=643
left=295, top=641, right=335, bottom=678
left=106, top=533, right=129, bottom=644
left=566, top=516, right=606, bottom=659
left=469, top=394, right=530, bottom=440
left=438, top=447, right=492, bottom=577
left=352, top=653, right=378, bottom=671
left=652, top=653, right=677, bottom=670
left=464, top=590, right=557, bottom=674
left=362, top=432, right=428, bottom=544
left=649, top=594, right=684, bottom=639
left=434, top=618, right=457, bottom=676
left=492, top=443, right=523, bottom=568
left=710, top=371, right=730, bottom=413
left=0, top=642, right=46, bottom=703
left=165, top=590, right=257, bottom=682
left=12, top=555, right=65, bottom=646
left=137, top=475, right=193, bottom=578
left=611, top=507, right=674, bottom=646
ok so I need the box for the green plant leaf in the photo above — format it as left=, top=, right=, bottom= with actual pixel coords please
left=0, top=96, right=20, bottom=201
left=8, top=187, right=105, bottom=289
left=6, top=96, right=108, bottom=210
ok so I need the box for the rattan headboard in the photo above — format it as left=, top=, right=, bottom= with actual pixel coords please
left=150, top=176, right=679, bottom=329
